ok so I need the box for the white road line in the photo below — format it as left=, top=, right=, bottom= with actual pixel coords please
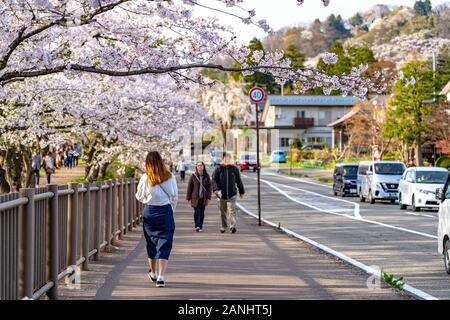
left=257, top=173, right=439, bottom=220
left=246, top=175, right=438, bottom=240
left=243, top=174, right=361, bottom=219
left=236, top=202, right=438, bottom=301
left=262, top=171, right=333, bottom=189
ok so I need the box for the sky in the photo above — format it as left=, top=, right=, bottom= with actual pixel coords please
left=193, top=0, right=449, bottom=44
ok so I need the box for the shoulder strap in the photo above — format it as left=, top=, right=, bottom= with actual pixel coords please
left=193, top=173, right=207, bottom=192
left=158, top=182, right=172, bottom=201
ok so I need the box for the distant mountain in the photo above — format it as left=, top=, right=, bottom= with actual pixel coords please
left=263, top=3, right=450, bottom=66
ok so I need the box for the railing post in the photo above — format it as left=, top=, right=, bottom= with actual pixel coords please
left=82, top=183, right=91, bottom=270
left=133, top=180, right=139, bottom=226
left=106, top=180, right=113, bottom=247
left=47, top=184, right=59, bottom=300
left=68, top=183, right=79, bottom=266
left=20, top=188, right=35, bottom=300
left=118, top=179, right=124, bottom=240
left=94, top=182, right=102, bottom=261
left=111, top=179, right=117, bottom=244
left=123, top=178, right=128, bottom=234
left=127, top=179, right=133, bottom=231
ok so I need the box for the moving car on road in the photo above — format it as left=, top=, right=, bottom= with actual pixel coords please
left=357, top=161, right=406, bottom=204
left=436, top=172, right=450, bottom=273
left=270, top=150, right=287, bottom=163
left=236, top=154, right=259, bottom=172
left=333, top=163, right=359, bottom=197
left=399, top=167, right=449, bottom=211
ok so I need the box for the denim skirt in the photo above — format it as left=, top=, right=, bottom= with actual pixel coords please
left=143, top=204, right=175, bottom=260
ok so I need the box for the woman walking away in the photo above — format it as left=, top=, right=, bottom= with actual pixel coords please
left=43, top=152, right=56, bottom=184
left=136, top=151, right=178, bottom=288
left=186, top=162, right=212, bottom=232
left=31, top=152, right=42, bottom=186
left=177, top=157, right=187, bottom=182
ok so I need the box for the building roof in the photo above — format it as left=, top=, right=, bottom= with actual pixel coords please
left=327, top=109, right=359, bottom=127
left=440, top=80, right=450, bottom=96
left=266, top=95, right=358, bottom=106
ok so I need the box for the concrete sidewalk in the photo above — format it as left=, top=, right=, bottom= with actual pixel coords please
left=59, top=178, right=411, bottom=300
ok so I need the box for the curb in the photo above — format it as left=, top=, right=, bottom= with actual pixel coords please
left=236, top=202, right=438, bottom=301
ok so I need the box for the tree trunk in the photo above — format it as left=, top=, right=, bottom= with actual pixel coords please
left=4, top=145, right=33, bottom=192
left=99, top=162, right=110, bottom=179
left=415, top=142, right=424, bottom=166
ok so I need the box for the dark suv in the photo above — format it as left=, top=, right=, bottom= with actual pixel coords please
left=333, top=164, right=359, bottom=197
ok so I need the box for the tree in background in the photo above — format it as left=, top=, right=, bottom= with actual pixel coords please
left=414, top=0, right=432, bottom=16
left=350, top=13, right=364, bottom=29
left=313, top=42, right=378, bottom=95
left=280, top=44, right=305, bottom=94
left=384, top=61, right=436, bottom=166
left=231, top=38, right=279, bottom=94
left=436, top=46, right=450, bottom=91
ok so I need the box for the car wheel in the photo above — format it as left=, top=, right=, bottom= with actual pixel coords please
left=444, top=239, right=450, bottom=274
left=368, top=190, right=375, bottom=204
left=399, top=193, right=407, bottom=210
left=359, top=189, right=365, bottom=202
left=412, top=195, right=420, bottom=212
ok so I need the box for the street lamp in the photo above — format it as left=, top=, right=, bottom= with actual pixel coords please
left=289, top=138, right=294, bottom=176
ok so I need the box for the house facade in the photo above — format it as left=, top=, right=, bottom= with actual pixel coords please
left=260, top=95, right=358, bottom=151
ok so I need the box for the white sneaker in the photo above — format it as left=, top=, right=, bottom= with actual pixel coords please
left=156, top=276, right=165, bottom=287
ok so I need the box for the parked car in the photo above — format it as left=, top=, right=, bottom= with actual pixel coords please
left=357, top=161, right=406, bottom=204
left=333, top=163, right=359, bottom=197
left=436, top=172, right=450, bottom=273
left=236, top=154, right=259, bottom=172
left=271, top=150, right=287, bottom=163
left=399, top=167, right=449, bottom=211
left=301, top=144, right=324, bottom=151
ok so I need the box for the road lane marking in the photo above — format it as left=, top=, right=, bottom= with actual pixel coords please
left=236, top=202, right=438, bottom=301
left=258, top=173, right=439, bottom=220
left=262, top=171, right=333, bottom=188
left=242, top=174, right=437, bottom=240
left=243, top=174, right=361, bottom=219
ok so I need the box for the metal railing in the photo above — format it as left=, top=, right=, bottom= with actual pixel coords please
left=0, top=178, right=143, bottom=300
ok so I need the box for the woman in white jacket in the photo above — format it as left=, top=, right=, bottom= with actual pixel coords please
left=136, top=151, right=178, bottom=288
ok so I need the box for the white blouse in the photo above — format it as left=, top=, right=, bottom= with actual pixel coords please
left=135, top=174, right=178, bottom=206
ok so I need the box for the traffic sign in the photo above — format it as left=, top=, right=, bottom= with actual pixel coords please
left=249, top=87, right=265, bottom=104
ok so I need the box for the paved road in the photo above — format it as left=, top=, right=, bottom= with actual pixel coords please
left=237, top=170, right=448, bottom=299
left=58, top=176, right=408, bottom=300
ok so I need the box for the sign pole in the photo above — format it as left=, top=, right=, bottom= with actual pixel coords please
left=248, top=87, right=265, bottom=227
left=256, top=102, right=262, bottom=226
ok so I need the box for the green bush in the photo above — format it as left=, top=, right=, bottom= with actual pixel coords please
left=124, top=166, right=136, bottom=178
left=436, top=156, right=450, bottom=169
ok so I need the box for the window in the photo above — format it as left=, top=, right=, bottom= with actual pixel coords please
left=319, top=111, right=332, bottom=119
left=296, top=110, right=305, bottom=118
left=359, top=165, right=368, bottom=175
left=415, top=171, right=448, bottom=184
left=374, top=163, right=405, bottom=175
left=280, top=138, right=290, bottom=147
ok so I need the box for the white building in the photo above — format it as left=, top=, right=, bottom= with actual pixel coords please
left=260, top=95, right=358, bottom=151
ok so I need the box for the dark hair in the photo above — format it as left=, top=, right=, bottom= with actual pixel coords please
left=47, top=151, right=52, bottom=156
left=195, top=161, right=208, bottom=176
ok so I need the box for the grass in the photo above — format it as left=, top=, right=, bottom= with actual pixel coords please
left=317, top=178, right=333, bottom=184
left=279, top=170, right=304, bottom=178
left=381, top=269, right=405, bottom=291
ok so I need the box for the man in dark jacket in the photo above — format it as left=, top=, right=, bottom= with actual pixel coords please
left=212, top=152, right=245, bottom=233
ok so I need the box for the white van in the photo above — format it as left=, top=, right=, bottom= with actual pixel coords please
left=357, top=161, right=406, bottom=204
left=436, top=173, right=450, bottom=273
